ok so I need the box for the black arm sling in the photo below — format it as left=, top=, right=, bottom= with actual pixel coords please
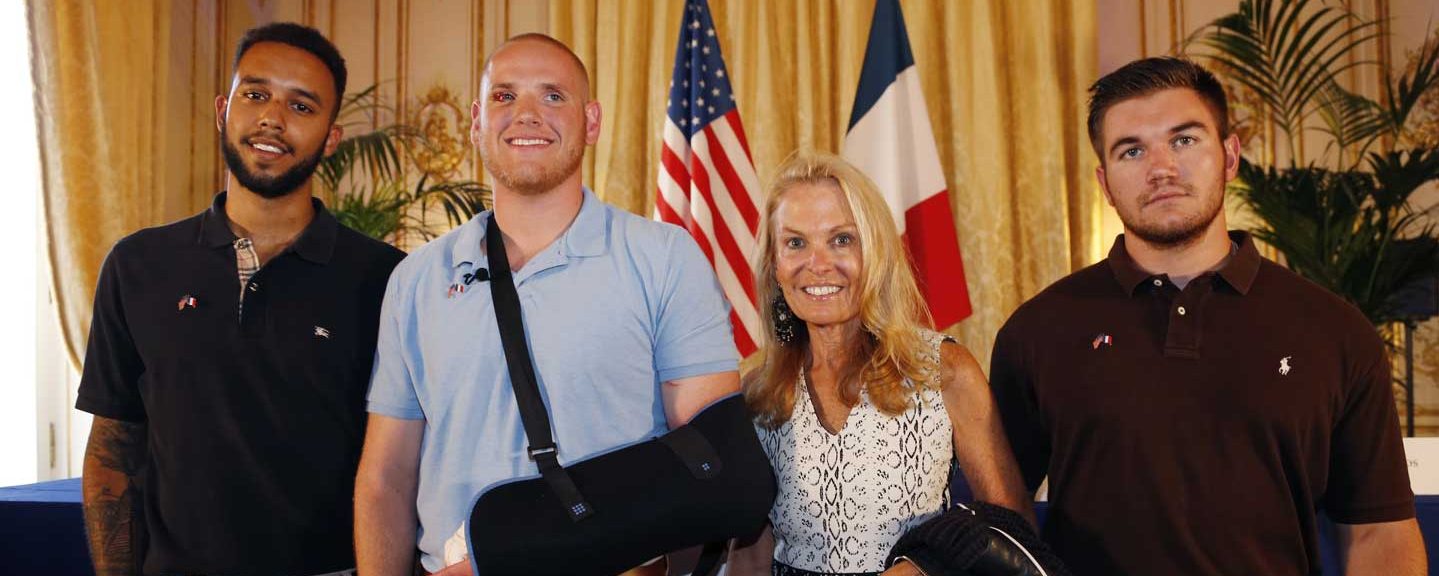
left=467, top=214, right=775, bottom=576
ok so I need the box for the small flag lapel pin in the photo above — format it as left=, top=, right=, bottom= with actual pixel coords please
left=1091, top=333, right=1112, bottom=349
left=177, top=295, right=198, bottom=311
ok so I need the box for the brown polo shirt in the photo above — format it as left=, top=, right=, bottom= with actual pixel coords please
left=990, top=231, right=1414, bottom=576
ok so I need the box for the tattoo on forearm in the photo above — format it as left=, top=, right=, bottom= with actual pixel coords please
left=83, top=418, right=147, bottom=576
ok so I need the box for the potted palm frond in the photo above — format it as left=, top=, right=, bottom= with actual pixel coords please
left=318, top=84, right=490, bottom=244
left=1188, top=0, right=1439, bottom=433
left=1189, top=0, right=1439, bottom=326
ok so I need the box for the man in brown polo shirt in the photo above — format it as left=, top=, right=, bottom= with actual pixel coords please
left=990, top=57, right=1425, bottom=575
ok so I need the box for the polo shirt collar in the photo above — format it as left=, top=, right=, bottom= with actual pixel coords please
left=448, top=209, right=487, bottom=268
left=196, top=191, right=341, bottom=264
left=449, top=186, right=609, bottom=269
left=1217, top=231, right=1261, bottom=294
left=562, top=187, right=609, bottom=258
left=1108, top=230, right=1261, bottom=295
left=198, top=193, right=236, bottom=248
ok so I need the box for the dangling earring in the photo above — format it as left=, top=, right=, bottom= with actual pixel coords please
left=773, top=294, right=798, bottom=345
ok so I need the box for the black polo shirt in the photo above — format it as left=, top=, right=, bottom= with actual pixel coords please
left=76, top=192, right=404, bottom=575
left=990, top=231, right=1413, bottom=576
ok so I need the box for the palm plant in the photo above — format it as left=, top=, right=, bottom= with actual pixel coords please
left=1192, top=0, right=1379, bottom=165
left=1231, top=151, right=1439, bottom=325
left=318, top=84, right=489, bottom=244
left=1189, top=0, right=1439, bottom=328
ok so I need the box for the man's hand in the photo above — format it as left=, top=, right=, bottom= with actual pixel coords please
left=82, top=416, right=147, bottom=576
left=881, top=560, right=925, bottom=576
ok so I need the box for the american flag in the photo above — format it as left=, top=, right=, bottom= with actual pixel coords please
left=655, top=0, right=760, bottom=357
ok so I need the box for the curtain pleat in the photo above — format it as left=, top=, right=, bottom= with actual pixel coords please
left=550, top=0, right=1101, bottom=362
left=34, top=0, right=1100, bottom=370
left=31, top=0, right=197, bottom=369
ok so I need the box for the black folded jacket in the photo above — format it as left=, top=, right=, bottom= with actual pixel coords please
left=887, top=501, right=1072, bottom=576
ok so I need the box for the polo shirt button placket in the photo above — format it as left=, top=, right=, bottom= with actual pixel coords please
left=1163, top=278, right=1213, bottom=358
left=240, top=274, right=267, bottom=337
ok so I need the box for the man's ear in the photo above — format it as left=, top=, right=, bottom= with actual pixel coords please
left=471, top=99, right=482, bottom=147
left=1222, top=133, right=1242, bottom=181
left=214, top=95, right=228, bottom=133
left=1096, top=166, right=1115, bottom=207
left=584, top=100, right=602, bottom=145
left=323, top=123, right=344, bottom=157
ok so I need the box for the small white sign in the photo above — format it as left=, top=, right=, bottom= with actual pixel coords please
left=1404, top=437, right=1439, bottom=495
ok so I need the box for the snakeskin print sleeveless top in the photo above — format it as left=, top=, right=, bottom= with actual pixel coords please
left=757, top=330, right=953, bottom=574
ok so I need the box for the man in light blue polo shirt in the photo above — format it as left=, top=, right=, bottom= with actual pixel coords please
left=353, top=33, right=740, bottom=576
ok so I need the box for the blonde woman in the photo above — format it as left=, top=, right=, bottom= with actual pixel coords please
left=744, top=153, right=1036, bottom=576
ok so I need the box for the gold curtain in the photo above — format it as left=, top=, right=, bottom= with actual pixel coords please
left=31, top=0, right=217, bottom=370
left=550, top=0, right=1101, bottom=362
left=31, top=0, right=1100, bottom=370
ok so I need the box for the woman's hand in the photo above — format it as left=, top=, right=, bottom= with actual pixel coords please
left=880, top=559, right=925, bottom=576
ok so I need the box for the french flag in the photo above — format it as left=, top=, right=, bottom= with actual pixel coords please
left=842, top=0, right=972, bottom=328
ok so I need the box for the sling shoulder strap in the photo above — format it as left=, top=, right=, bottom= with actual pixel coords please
left=484, top=214, right=731, bottom=575
left=485, top=213, right=594, bottom=522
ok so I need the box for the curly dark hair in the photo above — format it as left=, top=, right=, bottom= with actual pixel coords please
left=232, top=22, right=347, bottom=118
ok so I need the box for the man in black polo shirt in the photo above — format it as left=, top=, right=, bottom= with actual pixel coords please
left=990, top=57, right=1425, bottom=575
left=76, top=23, right=403, bottom=576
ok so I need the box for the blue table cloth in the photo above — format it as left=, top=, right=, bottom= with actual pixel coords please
left=0, top=478, right=90, bottom=575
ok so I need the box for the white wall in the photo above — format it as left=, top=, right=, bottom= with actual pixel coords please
left=0, top=0, right=42, bottom=486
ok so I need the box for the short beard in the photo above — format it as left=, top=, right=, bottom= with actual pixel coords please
left=479, top=138, right=585, bottom=195
left=1122, top=187, right=1224, bottom=249
left=221, top=125, right=325, bottom=199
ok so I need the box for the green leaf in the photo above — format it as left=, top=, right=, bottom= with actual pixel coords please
left=1193, top=0, right=1376, bottom=157
left=419, top=180, right=492, bottom=229
left=1316, top=81, right=1387, bottom=162
left=1232, top=157, right=1439, bottom=325
left=331, top=181, right=407, bottom=242
left=1384, top=30, right=1439, bottom=136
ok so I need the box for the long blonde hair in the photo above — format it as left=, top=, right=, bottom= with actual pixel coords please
left=746, top=152, right=937, bottom=429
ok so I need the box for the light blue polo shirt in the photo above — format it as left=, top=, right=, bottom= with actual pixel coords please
left=366, top=188, right=739, bottom=570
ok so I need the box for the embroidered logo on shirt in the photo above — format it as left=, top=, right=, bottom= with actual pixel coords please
left=177, top=295, right=198, bottom=311
left=1091, top=333, right=1113, bottom=349
left=1279, top=356, right=1292, bottom=375
left=314, top=326, right=331, bottom=339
